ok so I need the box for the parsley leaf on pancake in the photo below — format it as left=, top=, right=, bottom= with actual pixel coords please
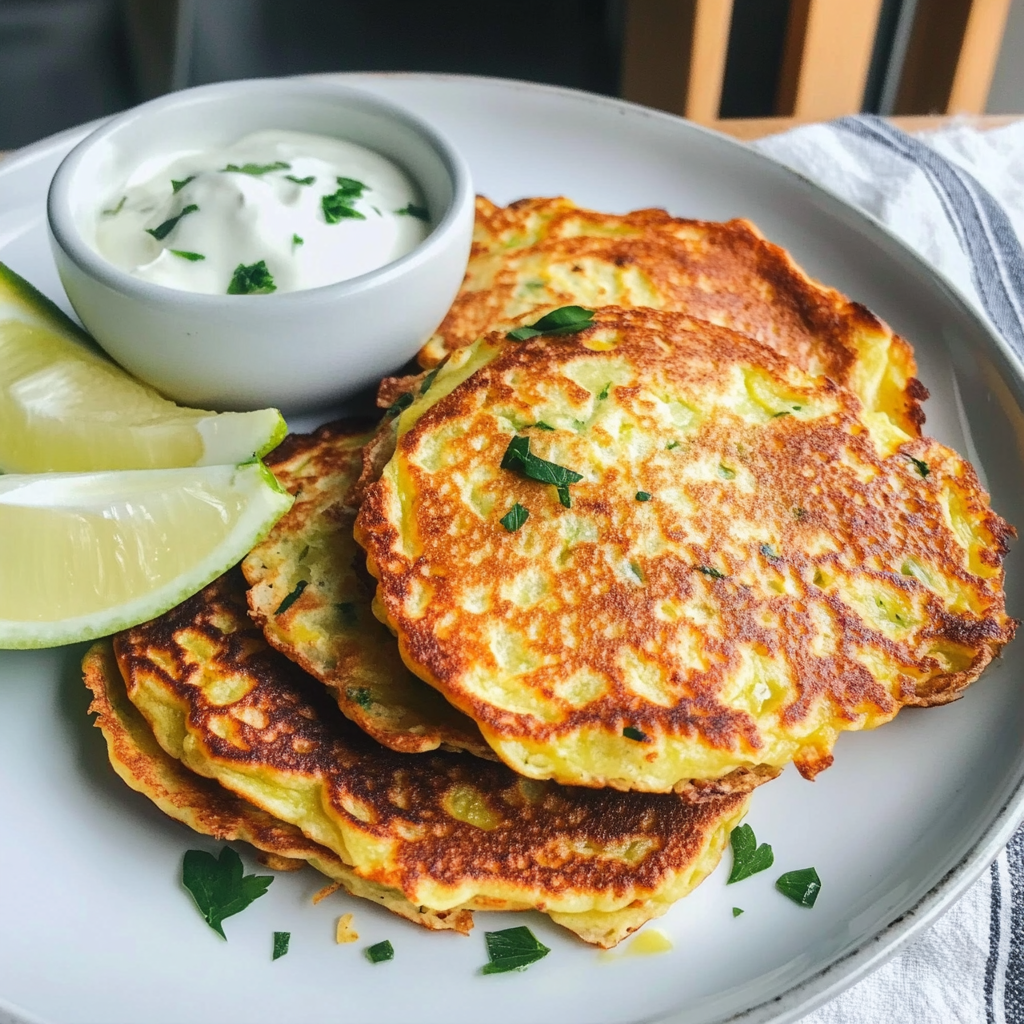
left=507, top=305, right=594, bottom=341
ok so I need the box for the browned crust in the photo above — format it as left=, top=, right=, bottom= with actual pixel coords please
left=421, top=196, right=924, bottom=435
left=114, top=573, right=750, bottom=904
left=358, top=308, right=1015, bottom=788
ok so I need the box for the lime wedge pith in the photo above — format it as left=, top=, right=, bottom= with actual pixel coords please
left=0, top=261, right=286, bottom=473
left=0, top=460, right=293, bottom=649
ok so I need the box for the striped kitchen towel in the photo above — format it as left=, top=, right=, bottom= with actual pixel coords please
left=755, top=114, right=1024, bottom=1024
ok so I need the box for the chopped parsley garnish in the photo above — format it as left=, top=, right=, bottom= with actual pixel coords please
left=347, top=686, right=373, bottom=709
left=181, top=847, right=273, bottom=939
left=170, top=250, right=205, bottom=261
left=500, top=435, right=583, bottom=508
left=365, top=940, right=395, bottom=964
left=275, top=579, right=308, bottom=615
left=771, top=410, right=791, bottom=418
left=396, top=203, right=430, bottom=220
left=419, top=366, right=441, bottom=394
left=227, top=260, right=276, bottom=295
left=623, top=725, right=649, bottom=742
left=336, top=602, right=358, bottom=627
left=285, top=174, right=315, bottom=185
left=635, top=491, right=652, bottom=502
left=292, top=234, right=304, bottom=247
left=696, top=565, right=725, bottom=579
left=481, top=926, right=550, bottom=975
left=597, top=382, right=611, bottom=401
left=221, top=161, right=291, bottom=175
left=666, top=440, right=680, bottom=450
left=102, top=195, right=127, bottom=216
left=506, top=305, right=595, bottom=341
left=500, top=503, right=529, bottom=532
left=793, top=507, right=807, bottom=520
left=527, top=422, right=555, bottom=431
left=760, top=543, right=779, bottom=559
left=776, top=867, right=821, bottom=907
left=146, top=203, right=198, bottom=240
left=907, top=456, right=930, bottom=477
left=171, top=176, right=195, bottom=193
left=732, top=907, right=744, bottom=917
left=273, top=931, right=290, bottom=960
left=385, top=392, right=414, bottom=418
left=322, top=177, right=369, bottom=223
left=727, top=824, right=774, bottom=884
left=718, top=465, right=736, bottom=479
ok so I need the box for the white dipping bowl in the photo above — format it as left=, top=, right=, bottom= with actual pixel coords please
left=47, top=78, right=474, bottom=412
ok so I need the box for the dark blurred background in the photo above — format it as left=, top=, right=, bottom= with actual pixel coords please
left=0, top=0, right=1019, bottom=150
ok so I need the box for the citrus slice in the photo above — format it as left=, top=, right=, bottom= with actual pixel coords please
left=0, top=262, right=286, bottom=473
left=0, top=460, right=293, bottom=649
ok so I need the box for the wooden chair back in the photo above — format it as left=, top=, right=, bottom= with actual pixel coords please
left=622, top=0, right=1014, bottom=135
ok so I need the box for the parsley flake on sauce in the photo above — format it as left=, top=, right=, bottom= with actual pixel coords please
left=321, top=177, right=369, bottom=224
left=181, top=847, right=273, bottom=939
left=171, top=176, right=195, bottom=193
left=623, top=725, right=649, bottom=742
left=273, top=931, right=291, bottom=960
left=146, top=203, right=199, bottom=241
left=506, top=305, right=595, bottom=341
left=500, top=503, right=529, bottom=532
left=285, top=174, right=316, bottom=186
left=776, top=867, right=821, bottom=907
left=727, top=824, right=774, bottom=884
left=102, top=195, right=127, bottom=216
left=292, top=234, right=304, bottom=247
left=170, top=250, right=205, bottom=262
left=500, top=435, right=583, bottom=509
left=221, top=161, right=291, bottom=175
left=732, top=907, right=744, bottom=917
left=275, top=579, right=308, bottom=615
left=227, top=260, right=277, bottom=295
left=365, top=940, right=395, bottom=964
left=481, top=926, right=550, bottom=975
left=396, top=203, right=429, bottom=221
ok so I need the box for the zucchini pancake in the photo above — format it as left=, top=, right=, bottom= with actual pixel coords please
left=103, top=570, right=749, bottom=947
left=419, top=197, right=926, bottom=438
left=241, top=420, right=490, bottom=758
left=356, top=306, right=1015, bottom=794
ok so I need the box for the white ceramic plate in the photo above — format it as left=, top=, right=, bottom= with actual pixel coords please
left=1, top=75, right=1023, bottom=1024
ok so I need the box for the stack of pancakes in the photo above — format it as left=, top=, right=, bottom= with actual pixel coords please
left=84, top=197, right=1016, bottom=948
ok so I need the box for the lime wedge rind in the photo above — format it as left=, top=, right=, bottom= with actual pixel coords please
left=0, top=260, right=286, bottom=474
left=0, top=461, right=293, bottom=650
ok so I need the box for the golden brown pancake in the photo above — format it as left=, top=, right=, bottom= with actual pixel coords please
left=82, top=641, right=473, bottom=933
left=114, top=571, right=750, bottom=947
left=242, top=421, right=489, bottom=757
left=357, top=307, right=1015, bottom=794
left=419, top=196, right=926, bottom=439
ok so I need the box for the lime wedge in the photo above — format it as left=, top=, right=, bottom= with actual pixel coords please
left=0, top=460, right=293, bottom=649
left=0, top=262, right=286, bottom=473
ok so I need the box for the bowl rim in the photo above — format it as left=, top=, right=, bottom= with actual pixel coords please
left=46, top=76, right=474, bottom=308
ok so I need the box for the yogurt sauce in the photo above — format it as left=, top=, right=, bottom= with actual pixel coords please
left=92, top=129, right=430, bottom=295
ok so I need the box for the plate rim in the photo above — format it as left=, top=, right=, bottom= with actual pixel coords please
left=3, top=71, right=1024, bottom=1024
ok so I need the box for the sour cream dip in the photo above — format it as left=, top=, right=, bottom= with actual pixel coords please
left=92, top=129, right=430, bottom=295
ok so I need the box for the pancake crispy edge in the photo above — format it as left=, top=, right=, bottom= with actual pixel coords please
left=82, top=641, right=473, bottom=934
left=419, top=196, right=927, bottom=439
left=242, top=420, right=491, bottom=758
left=114, top=572, right=750, bottom=948
left=357, top=307, right=1015, bottom=794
